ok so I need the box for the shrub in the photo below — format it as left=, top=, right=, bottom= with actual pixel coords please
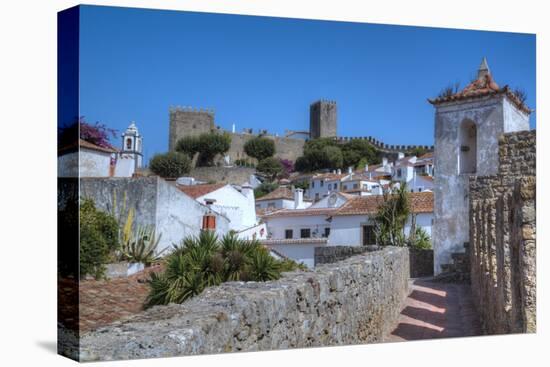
left=257, top=157, right=284, bottom=180
left=149, top=151, right=191, bottom=178
left=341, top=139, right=379, bottom=168
left=119, top=225, right=165, bottom=266
left=244, top=136, right=275, bottom=161
left=408, top=227, right=432, bottom=249
left=373, top=183, right=410, bottom=247
left=294, top=139, right=344, bottom=172
left=79, top=199, right=120, bottom=279
left=145, top=232, right=296, bottom=307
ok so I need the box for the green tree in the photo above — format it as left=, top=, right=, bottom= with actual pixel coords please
left=196, top=132, right=232, bottom=166
left=257, top=157, right=284, bottom=180
left=373, top=183, right=411, bottom=247
left=149, top=151, right=191, bottom=178
left=341, top=139, right=379, bottom=168
left=175, top=136, right=200, bottom=157
left=244, top=136, right=276, bottom=161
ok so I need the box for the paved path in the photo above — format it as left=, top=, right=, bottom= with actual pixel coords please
left=388, top=278, right=481, bottom=341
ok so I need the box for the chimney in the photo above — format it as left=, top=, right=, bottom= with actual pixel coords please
left=348, top=166, right=353, bottom=174
left=337, top=168, right=342, bottom=175
left=382, top=157, right=388, bottom=167
left=294, top=188, right=304, bottom=209
left=398, top=152, right=404, bottom=159
left=364, top=164, right=369, bottom=172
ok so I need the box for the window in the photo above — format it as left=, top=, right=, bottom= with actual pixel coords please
left=285, top=229, right=293, bottom=239
left=300, top=228, right=311, bottom=238
left=459, top=119, right=477, bottom=174
left=126, top=138, right=132, bottom=150
left=320, top=180, right=324, bottom=187
left=328, top=183, right=332, bottom=190
left=334, top=182, right=338, bottom=189
left=362, top=225, right=376, bottom=245
left=353, top=183, right=359, bottom=189
left=315, top=193, right=319, bottom=201
left=267, top=202, right=276, bottom=208
left=323, top=227, right=331, bottom=237
left=311, top=181, right=315, bottom=188
left=397, top=168, right=402, bottom=177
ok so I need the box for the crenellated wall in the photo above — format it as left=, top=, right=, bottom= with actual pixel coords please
left=469, top=130, right=535, bottom=334
left=79, top=247, right=409, bottom=361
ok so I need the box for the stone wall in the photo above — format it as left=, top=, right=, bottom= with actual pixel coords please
left=79, top=247, right=409, bottom=361
left=469, top=130, right=536, bottom=334
left=190, top=166, right=256, bottom=185
left=314, top=245, right=379, bottom=265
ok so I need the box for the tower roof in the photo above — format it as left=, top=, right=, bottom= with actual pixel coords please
left=123, top=121, right=140, bottom=136
left=428, top=58, right=531, bottom=114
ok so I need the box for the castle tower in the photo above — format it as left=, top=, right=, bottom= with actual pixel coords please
left=309, top=100, right=337, bottom=139
left=169, top=107, right=215, bottom=151
left=121, top=121, right=143, bottom=171
left=429, top=58, right=531, bottom=275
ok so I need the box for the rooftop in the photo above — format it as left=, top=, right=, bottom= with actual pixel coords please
left=177, top=183, right=227, bottom=199
left=428, top=58, right=531, bottom=114
left=58, top=139, right=119, bottom=155
left=334, top=191, right=433, bottom=216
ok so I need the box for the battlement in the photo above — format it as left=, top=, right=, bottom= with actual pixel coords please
left=169, top=106, right=215, bottom=115
left=310, top=99, right=337, bottom=106
left=336, top=136, right=434, bottom=153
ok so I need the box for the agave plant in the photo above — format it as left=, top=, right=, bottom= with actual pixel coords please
left=247, top=248, right=281, bottom=281
left=120, top=225, right=164, bottom=266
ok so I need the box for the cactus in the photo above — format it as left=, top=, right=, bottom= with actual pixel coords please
left=120, top=225, right=165, bottom=266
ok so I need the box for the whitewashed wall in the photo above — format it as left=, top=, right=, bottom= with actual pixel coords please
left=265, top=215, right=331, bottom=240
left=79, top=149, right=112, bottom=177
left=197, top=185, right=256, bottom=230
left=267, top=242, right=322, bottom=268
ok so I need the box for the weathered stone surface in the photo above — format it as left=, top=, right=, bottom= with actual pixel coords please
left=469, top=130, right=535, bottom=334
left=408, top=249, right=434, bottom=278
left=314, top=245, right=380, bottom=265
left=79, top=247, right=409, bottom=361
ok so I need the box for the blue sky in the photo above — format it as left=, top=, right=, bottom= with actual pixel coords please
left=79, top=5, right=536, bottom=162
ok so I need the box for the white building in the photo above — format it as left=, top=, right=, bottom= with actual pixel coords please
left=429, top=58, right=531, bottom=274
left=58, top=139, right=118, bottom=177
left=255, top=186, right=312, bottom=212
left=306, top=171, right=348, bottom=201
left=177, top=182, right=260, bottom=236
left=260, top=191, right=434, bottom=267
left=58, top=121, right=144, bottom=178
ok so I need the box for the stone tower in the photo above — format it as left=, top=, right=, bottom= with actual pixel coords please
left=429, top=58, right=531, bottom=275
left=169, top=107, right=215, bottom=151
left=121, top=121, right=143, bottom=170
left=309, top=100, right=337, bottom=139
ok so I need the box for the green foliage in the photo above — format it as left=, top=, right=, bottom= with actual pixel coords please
left=408, top=227, right=432, bottom=249
left=175, top=132, right=232, bottom=166
left=175, top=136, right=201, bottom=157
left=79, top=199, right=120, bottom=279
left=341, top=139, right=379, bottom=168
left=373, top=183, right=411, bottom=247
left=146, top=232, right=296, bottom=307
left=278, top=258, right=308, bottom=272
left=235, top=158, right=255, bottom=168
left=254, top=182, right=279, bottom=198
left=120, top=225, right=165, bottom=265
left=296, top=138, right=379, bottom=172
left=244, top=136, right=275, bottom=161
left=149, top=151, right=191, bottom=178
left=256, top=157, right=284, bottom=180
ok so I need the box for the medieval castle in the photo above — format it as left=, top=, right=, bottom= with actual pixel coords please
left=168, top=100, right=433, bottom=164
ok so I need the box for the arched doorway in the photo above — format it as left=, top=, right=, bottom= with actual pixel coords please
left=459, top=119, right=477, bottom=174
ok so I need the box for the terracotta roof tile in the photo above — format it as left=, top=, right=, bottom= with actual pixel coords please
left=58, top=139, right=118, bottom=155
left=177, top=183, right=226, bottom=199
left=335, top=191, right=433, bottom=216
left=261, top=238, right=328, bottom=245
left=256, top=187, right=293, bottom=202
left=261, top=207, right=338, bottom=218
left=429, top=73, right=531, bottom=114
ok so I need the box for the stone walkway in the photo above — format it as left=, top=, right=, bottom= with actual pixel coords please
left=388, top=278, right=481, bottom=341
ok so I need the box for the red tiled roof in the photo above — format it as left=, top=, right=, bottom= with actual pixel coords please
left=58, top=139, right=118, bottom=155
left=256, top=187, right=294, bottom=202
left=418, top=152, right=434, bottom=160
left=334, top=191, right=434, bottom=216
left=429, top=72, right=531, bottom=114
left=312, top=173, right=347, bottom=181
left=177, top=183, right=226, bottom=199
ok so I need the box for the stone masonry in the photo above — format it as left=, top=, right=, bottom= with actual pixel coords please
left=469, top=130, right=536, bottom=334
left=79, top=247, right=409, bottom=361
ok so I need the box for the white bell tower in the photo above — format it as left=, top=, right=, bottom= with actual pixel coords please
left=121, top=121, right=143, bottom=170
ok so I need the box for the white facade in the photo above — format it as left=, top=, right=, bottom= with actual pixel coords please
left=120, top=122, right=143, bottom=171
left=194, top=184, right=257, bottom=231
left=78, top=148, right=113, bottom=177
